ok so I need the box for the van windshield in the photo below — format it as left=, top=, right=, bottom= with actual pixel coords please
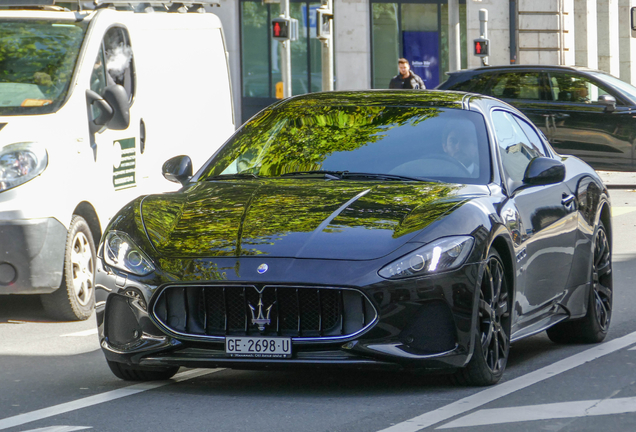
left=0, top=19, right=88, bottom=115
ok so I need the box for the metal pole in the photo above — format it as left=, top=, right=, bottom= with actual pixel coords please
left=448, top=0, right=460, bottom=72
left=280, top=0, right=292, bottom=97
left=479, top=8, right=489, bottom=66
left=321, top=0, right=334, bottom=91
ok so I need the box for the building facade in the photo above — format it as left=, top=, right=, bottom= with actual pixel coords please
left=211, top=0, right=636, bottom=125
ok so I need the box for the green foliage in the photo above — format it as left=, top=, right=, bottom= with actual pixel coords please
left=0, top=20, right=87, bottom=101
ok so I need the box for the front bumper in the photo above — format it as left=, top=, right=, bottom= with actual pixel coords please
left=0, top=218, right=67, bottom=294
left=96, top=258, right=483, bottom=372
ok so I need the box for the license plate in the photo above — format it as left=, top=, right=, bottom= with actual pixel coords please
left=225, top=336, right=292, bottom=358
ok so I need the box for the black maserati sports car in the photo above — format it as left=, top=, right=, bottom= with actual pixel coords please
left=95, top=90, right=612, bottom=386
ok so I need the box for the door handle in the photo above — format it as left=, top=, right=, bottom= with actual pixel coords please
left=561, top=194, right=575, bottom=208
left=554, top=113, right=570, bottom=119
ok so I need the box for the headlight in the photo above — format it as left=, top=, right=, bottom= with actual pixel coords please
left=103, top=231, right=155, bottom=276
left=0, top=143, right=48, bottom=192
left=379, top=236, right=474, bottom=279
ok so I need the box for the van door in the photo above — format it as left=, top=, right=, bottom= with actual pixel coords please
left=88, top=25, right=143, bottom=216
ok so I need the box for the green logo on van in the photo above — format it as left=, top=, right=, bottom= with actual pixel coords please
left=113, top=138, right=136, bottom=190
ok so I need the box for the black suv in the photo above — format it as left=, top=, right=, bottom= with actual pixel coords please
left=437, top=65, right=636, bottom=171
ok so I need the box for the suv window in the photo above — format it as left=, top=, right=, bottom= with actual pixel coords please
left=446, top=73, right=493, bottom=93
left=492, top=110, right=545, bottom=183
left=548, top=72, right=615, bottom=104
left=489, top=72, right=545, bottom=100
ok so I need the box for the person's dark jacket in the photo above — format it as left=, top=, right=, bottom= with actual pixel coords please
left=389, top=71, right=426, bottom=89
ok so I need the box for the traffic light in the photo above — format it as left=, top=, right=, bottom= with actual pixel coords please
left=271, top=17, right=298, bottom=42
left=316, top=7, right=333, bottom=40
left=473, top=38, right=489, bottom=57
left=272, top=17, right=290, bottom=41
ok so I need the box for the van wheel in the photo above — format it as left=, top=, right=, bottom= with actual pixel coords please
left=41, top=216, right=96, bottom=321
left=452, top=249, right=510, bottom=386
left=547, top=221, right=612, bottom=344
left=107, top=360, right=179, bottom=381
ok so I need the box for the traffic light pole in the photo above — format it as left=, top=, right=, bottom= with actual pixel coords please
left=320, top=0, right=333, bottom=91
left=280, top=0, right=292, bottom=97
left=479, top=9, right=489, bottom=66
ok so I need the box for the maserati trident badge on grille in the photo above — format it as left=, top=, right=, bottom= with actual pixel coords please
left=248, top=290, right=274, bottom=331
left=257, top=263, right=268, bottom=274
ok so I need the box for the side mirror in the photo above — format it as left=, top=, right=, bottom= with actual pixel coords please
left=86, top=89, right=114, bottom=134
left=523, top=157, right=565, bottom=186
left=162, top=155, right=193, bottom=185
left=86, top=84, right=130, bottom=133
left=597, top=94, right=616, bottom=113
left=103, top=85, right=130, bottom=130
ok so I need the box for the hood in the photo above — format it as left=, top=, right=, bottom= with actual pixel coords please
left=141, top=179, right=484, bottom=260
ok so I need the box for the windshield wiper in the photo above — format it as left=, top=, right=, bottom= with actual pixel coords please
left=340, top=172, right=438, bottom=182
left=281, top=170, right=347, bottom=180
left=207, top=173, right=259, bottom=180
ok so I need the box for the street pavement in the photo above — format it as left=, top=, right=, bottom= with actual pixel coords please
left=597, top=170, right=636, bottom=188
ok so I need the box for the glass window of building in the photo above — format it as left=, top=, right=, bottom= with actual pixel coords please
left=371, top=0, right=466, bottom=89
left=241, top=0, right=323, bottom=121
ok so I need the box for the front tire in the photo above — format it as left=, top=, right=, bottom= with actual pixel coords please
left=41, top=215, right=96, bottom=321
left=107, top=360, right=180, bottom=381
left=452, top=249, right=511, bottom=386
left=547, top=221, right=612, bottom=344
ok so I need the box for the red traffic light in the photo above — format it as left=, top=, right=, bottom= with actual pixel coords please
left=473, top=39, right=489, bottom=56
left=271, top=18, right=290, bottom=41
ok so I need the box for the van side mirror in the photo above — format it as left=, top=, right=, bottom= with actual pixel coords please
left=102, top=85, right=130, bottom=130
left=86, top=89, right=114, bottom=134
left=597, top=94, right=616, bottom=113
left=86, top=84, right=130, bottom=134
left=523, top=157, right=565, bottom=186
left=162, top=155, right=193, bottom=185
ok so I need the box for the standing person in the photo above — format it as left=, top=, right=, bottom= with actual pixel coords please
left=389, top=58, right=426, bottom=89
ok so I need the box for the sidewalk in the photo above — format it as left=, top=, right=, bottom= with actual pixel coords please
left=597, top=171, right=636, bottom=188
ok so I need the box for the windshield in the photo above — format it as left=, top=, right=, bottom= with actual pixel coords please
left=0, top=19, right=88, bottom=115
left=199, top=104, right=492, bottom=185
left=589, top=71, right=636, bottom=104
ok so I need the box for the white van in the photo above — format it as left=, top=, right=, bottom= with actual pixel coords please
left=0, top=0, right=235, bottom=320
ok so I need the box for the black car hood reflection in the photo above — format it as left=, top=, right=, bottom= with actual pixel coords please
left=141, top=179, right=482, bottom=260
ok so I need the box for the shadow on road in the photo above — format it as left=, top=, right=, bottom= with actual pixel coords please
left=0, top=294, right=53, bottom=323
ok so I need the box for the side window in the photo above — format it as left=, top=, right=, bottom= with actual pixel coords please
left=90, top=26, right=135, bottom=101
left=492, top=111, right=544, bottom=183
left=514, top=117, right=548, bottom=157
left=447, top=73, right=493, bottom=93
left=488, top=72, right=545, bottom=100
left=548, top=72, right=614, bottom=104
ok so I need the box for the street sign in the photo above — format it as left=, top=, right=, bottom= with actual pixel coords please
left=473, top=38, right=489, bottom=57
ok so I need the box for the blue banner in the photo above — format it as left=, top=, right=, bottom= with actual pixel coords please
left=403, top=31, right=439, bottom=88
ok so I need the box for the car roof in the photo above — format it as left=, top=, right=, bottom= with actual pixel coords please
left=446, top=64, right=604, bottom=77
left=273, top=89, right=496, bottom=110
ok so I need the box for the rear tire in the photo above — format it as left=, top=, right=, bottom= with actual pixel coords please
left=547, top=221, right=612, bottom=344
left=41, top=215, right=96, bottom=321
left=107, top=360, right=179, bottom=381
left=452, top=248, right=511, bottom=386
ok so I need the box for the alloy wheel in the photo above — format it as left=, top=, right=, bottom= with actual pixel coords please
left=592, top=227, right=612, bottom=331
left=478, top=255, right=510, bottom=374
left=71, top=231, right=94, bottom=307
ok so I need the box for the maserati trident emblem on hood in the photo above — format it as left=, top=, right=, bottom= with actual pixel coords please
left=257, top=263, right=268, bottom=274
left=248, top=288, right=274, bottom=331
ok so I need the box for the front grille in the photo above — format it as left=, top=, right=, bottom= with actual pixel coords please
left=152, top=285, right=377, bottom=341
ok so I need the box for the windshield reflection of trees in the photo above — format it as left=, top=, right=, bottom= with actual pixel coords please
left=0, top=21, right=87, bottom=114
left=202, top=100, right=455, bottom=178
